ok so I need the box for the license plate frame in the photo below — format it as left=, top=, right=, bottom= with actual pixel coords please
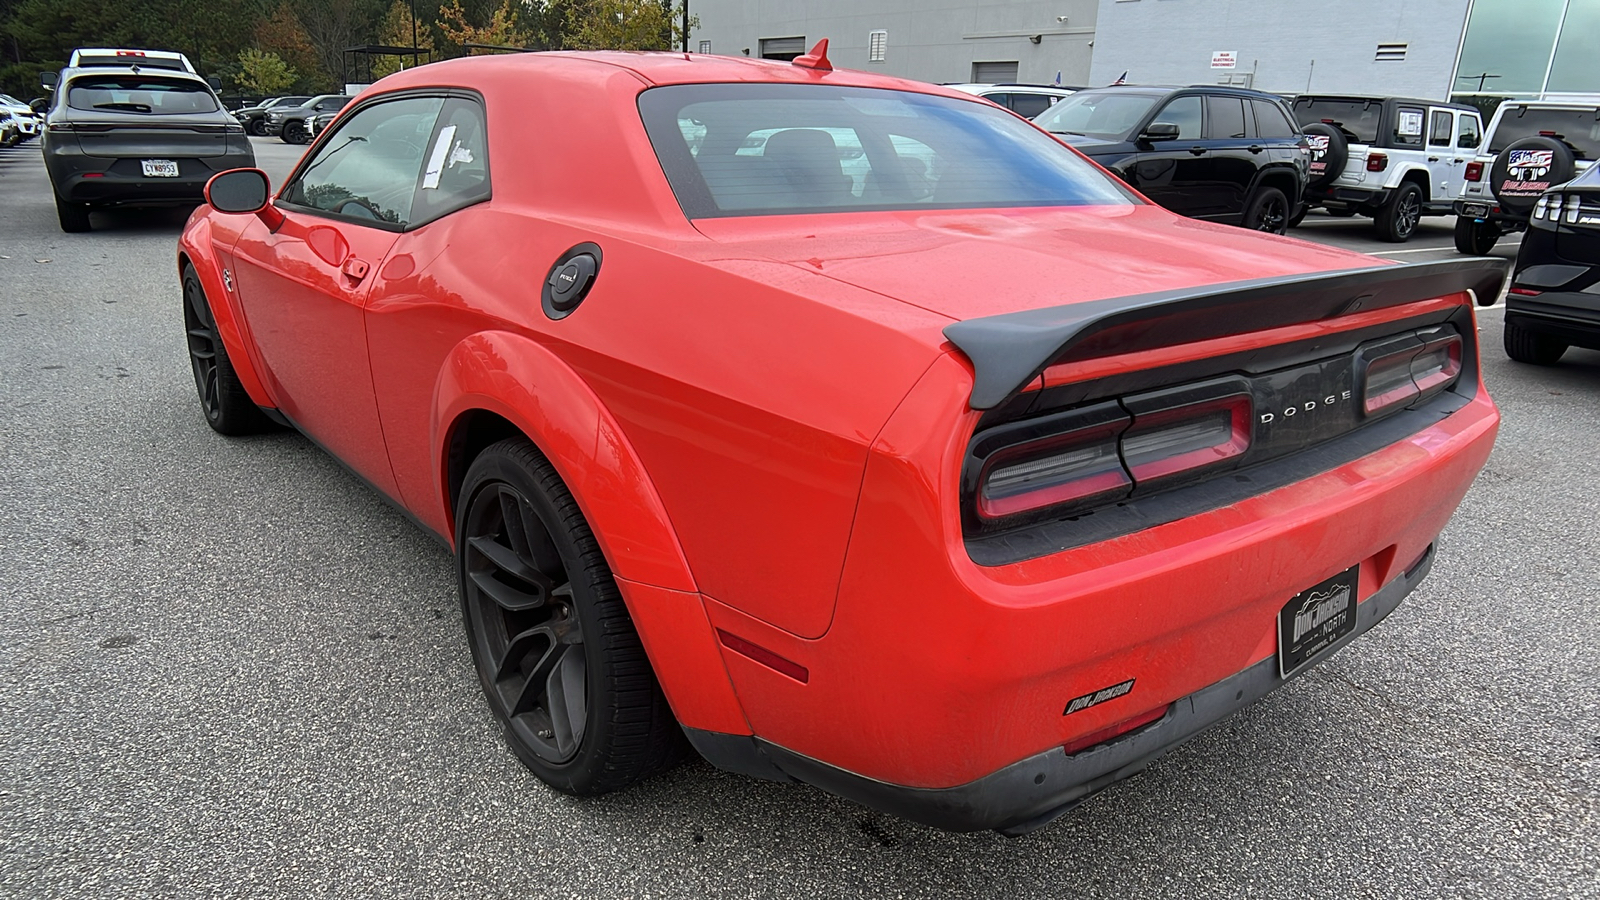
left=141, top=159, right=179, bottom=178
left=1277, top=565, right=1359, bottom=679
left=1461, top=202, right=1491, bottom=218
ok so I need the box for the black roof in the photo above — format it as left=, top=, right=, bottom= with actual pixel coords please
left=1293, top=94, right=1481, bottom=113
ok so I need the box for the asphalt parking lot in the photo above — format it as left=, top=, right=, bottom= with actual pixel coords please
left=1, top=136, right=1596, bottom=899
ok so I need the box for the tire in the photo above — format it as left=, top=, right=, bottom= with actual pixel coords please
left=1242, top=186, right=1290, bottom=234
left=1454, top=216, right=1501, bottom=255
left=1490, top=136, right=1575, bottom=215
left=1374, top=181, right=1423, bottom=242
left=54, top=195, right=90, bottom=233
left=1287, top=202, right=1308, bottom=229
left=281, top=121, right=306, bottom=144
left=181, top=264, right=272, bottom=435
left=1503, top=320, right=1567, bottom=366
left=456, top=438, right=686, bottom=795
left=1301, top=123, right=1348, bottom=188
left=246, top=117, right=266, bottom=137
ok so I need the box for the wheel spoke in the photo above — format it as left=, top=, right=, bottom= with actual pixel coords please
left=498, top=622, right=558, bottom=682
left=545, top=645, right=587, bottom=757
left=466, top=535, right=556, bottom=611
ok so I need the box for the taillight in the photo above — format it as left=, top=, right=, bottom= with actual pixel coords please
left=47, top=122, right=74, bottom=132
left=1121, top=381, right=1252, bottom=487
left=1358, top=330, right=1462, bottom=417
left=975, top=403, right=1130, bottom=520
left=1464, top=161, right=1483, bottom=181
left=1366, top=152, right=1388, bottom=172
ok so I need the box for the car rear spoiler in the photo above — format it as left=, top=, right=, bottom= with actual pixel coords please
left=943, top=256, right=1508, bottom=410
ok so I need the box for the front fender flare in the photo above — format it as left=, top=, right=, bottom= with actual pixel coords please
left=177, top=218, right=274, bottom=408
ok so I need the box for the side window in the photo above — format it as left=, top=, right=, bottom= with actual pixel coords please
left=282, top=96, right=445, bottom=228
left=1205, top=95, right=1248, bottom=139
left=414, top=96, right=491, bottom=224
left=982, top=92, right=1015, bottom=110
left=1009, top=93, right=1053, bottom=119
left=1393, top=106, right=1425, bottom=147
left=1428, top=110, right=1454, bottom=147
left=1457, top=115, right=1482, bottom=150
left=1251, top=99, right=1297, bottom=138
left=1152, top=95, right=1203, bottom=139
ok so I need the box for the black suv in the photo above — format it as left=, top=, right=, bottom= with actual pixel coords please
left=1502, top=163, right=1600, bottom=365
left=1033, top=84, right=1308, bottom=233
left=39, top=54, right=255, bottom=232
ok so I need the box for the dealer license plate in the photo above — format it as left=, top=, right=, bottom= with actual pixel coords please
left=141, top=159, right=179, bottom=178
left=1461, top=202, right=1491, bottom=218
left=1277, top=566, right=1358, bottom=679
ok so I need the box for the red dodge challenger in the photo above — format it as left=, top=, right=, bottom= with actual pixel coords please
left=177, top=45, right=1504, bottom=834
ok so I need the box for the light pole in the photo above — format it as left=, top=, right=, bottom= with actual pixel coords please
left=682, top=0, right=689, bottom=53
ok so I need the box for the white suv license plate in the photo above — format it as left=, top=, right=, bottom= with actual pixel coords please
left=1462, top=202, right=1491, bottom=218
left=141, top=160, right=179, bottom=178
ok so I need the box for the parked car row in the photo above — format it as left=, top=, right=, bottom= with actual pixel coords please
left=0, top=92, right=42, bottom=146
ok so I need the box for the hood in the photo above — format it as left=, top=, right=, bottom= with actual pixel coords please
left=691, top=205, right=1385, bottom=323
left=1051, top=134, right=1130, bottom=152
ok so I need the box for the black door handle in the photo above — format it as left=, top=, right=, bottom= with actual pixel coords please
left=1248, top=145, right=1263, bottom=154
left=1189, top=146, right=1206, bottom=156
left=1428, top=156, right=1440, bottom=162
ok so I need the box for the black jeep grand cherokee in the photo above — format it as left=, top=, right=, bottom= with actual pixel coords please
left=1033, top=84, right=1308, bottom=233
left=1504, top=163, right=1600, bottom=365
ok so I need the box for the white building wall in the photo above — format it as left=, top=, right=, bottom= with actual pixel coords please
left=1089, top=0, right=1471, bottom=99
left=687, top=0, right=1103, bottom=86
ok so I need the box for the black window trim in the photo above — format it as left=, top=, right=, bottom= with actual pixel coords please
left=275, top=87, right=491, bottom=234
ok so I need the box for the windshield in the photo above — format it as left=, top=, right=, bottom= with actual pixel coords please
left=67, top=76, right=217, bottom=115
left=1290, top=98, right=1383, bottom=143
left=639, top=84, right=1134, bottom=218
left=1490, top=107, right=1600, bottom=161
left=1033, top=91, right=1160, bottom=140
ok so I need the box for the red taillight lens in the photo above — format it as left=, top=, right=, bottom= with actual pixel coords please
left=1121, top=391, right=1252, bottom=485
left=977, top=413, right=1130, bottom=520
left=1358, top=330, right=1462, bottom=417
left=1366, top=152, right=1388, bottom=172
left=1465, top=161, right=1483, bottom=181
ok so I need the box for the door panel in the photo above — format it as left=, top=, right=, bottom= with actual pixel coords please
left=1130, top=94, right=1208, bottom=216
left=1426, top=108, right=1459, bottom=203
left=1202, top=95, right=1257, bottom=217
left=231, top=213, right=402, bottom=496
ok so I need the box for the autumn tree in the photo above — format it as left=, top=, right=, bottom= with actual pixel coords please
left=255, top=3, right=329, bottom=91
left=438, top=0, right=529, bottom=52
left=371, top=0, right=434, bottom=78
left=563, top=0, right=692, bottom=51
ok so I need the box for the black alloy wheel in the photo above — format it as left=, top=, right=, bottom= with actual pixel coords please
left=282, top=120, right=307, bottom=144
left=1376, top=182, right=1423, bottom=242
left=247, top=117, right=267, bottom=136
left=1454, top=216, right=1501, bottom=255
left=181, top=264, right=270, bottom=435
left=456, top=438, right=685, bottom=795
left=1243, top=187, right=1290, bottom=234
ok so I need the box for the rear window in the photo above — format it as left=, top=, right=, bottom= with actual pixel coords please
left=67, top=76, right=217, bottom=115
left=639, top=84, right=1133, bottom=218
left=1291, top=98, right=1382, bottom=144
left=1490, top=107, right=1600, bottom=161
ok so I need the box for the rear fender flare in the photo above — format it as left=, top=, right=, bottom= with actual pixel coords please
left=432, top=330, right=697, bottom=593
left=176, top=223, right=274, bottom=407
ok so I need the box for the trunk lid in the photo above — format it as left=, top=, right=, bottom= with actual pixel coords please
left=68, top=115, right=234, bottom=158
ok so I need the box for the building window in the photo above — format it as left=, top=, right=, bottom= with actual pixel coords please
left=698, top=40, right=711, bottom=54
left=868, top=30, right=887, bottom=63
left=972, top=61, right=1019, bottom=83
left=1375, top=42, right=1408, bottom=62
left=759, top=37, right=807, bottom=61
left=1454, top=0, right=1565, bottom=96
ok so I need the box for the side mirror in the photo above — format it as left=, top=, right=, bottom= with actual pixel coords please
left=206, top=76, right=222, bottom=91
left=206, top=169, right=271, bottom=213
left=40, top=71, right=57, bottom=89
left=1139, top=122, right=1181, bottom=142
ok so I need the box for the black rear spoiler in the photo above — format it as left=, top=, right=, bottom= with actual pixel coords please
left=942, top=257, right=1508, bottom=410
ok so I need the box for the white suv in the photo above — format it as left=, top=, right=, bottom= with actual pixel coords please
left=1290, top=95, right=1486, bottom=242
left=1452, top=98, right=1600, bottom=254
left=945, top=84, right=1077, bottom=120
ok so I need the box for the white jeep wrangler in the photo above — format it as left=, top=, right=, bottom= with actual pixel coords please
left=1452, top=98, right=1600, bottom=254
left=1290, top=95, right=1485, bottom=242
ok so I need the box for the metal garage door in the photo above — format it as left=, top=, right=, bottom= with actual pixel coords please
left=760, top=37, right=806, bottom=61
left=972, top=61, right=1019, bottom=83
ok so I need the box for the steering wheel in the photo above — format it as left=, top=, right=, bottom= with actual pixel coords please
left=334, top=197, right=383, bottom=220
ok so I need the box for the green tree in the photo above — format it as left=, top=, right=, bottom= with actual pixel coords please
left=563, top=0, right=692, bottom=51
left=236, top=48, right=295, bottom=94
left=371, top=0, right=433, bottom=78
left=255, top=3, right=332, bottom=91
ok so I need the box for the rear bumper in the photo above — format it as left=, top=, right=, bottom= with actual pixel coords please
left=1507, top=294, right=1600, bottom=349
left=46, top=147, right=255, bottom=206
left=687, top=542, right=1432, bottom=833
left=1454, top=199, right=1528, bottom=229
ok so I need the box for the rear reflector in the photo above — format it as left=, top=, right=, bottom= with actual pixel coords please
left=1509, top=287, right=1541, bottom=296
left=716, top=629, right=809, bottom=683
left=1062, top=704, right=1171, bottom=756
